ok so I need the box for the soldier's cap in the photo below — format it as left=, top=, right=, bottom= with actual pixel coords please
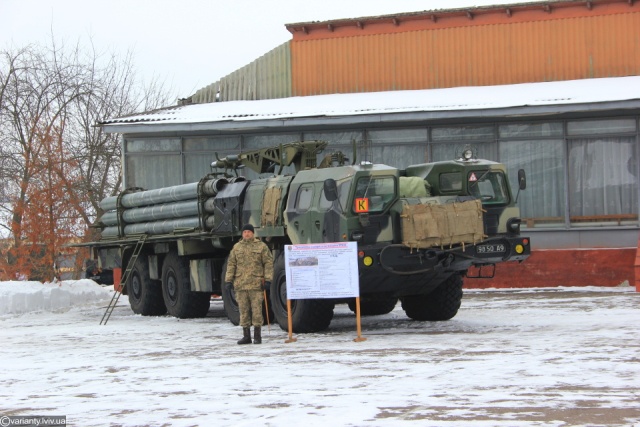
left=241, top=223, right=254, bottom=233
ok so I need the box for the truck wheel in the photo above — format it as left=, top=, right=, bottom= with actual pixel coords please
left=401, top=274, right=463, bottom=321
left=347, top=295, right=398, bottom=316
left=221, top=258, right=274, bottom=326
left=270, top=253, right=334, bottom=333
left=127, top=255, right=166, bottom=316
left=161, top=252, right=210, bottom=318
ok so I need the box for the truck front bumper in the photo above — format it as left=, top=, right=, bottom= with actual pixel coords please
left=363, top=235, right=531, bottom=276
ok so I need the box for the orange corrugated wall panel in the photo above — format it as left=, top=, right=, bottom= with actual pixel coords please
left=291, top=4, right=640, bottom=96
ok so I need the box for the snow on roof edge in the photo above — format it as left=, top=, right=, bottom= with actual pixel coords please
left=99, top=76, right=640, bottom=127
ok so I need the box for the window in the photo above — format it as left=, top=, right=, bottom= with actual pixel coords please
left=431, top=125, right=497, bottom=162
left=319, top=188, right=332, bottom=211
left=499, top=123, right=563, bottom=139
left=440, top=172, right=462, bottom=192
left=367, top=129, right=428, bottom=168
left=126, top=138, right=181, bottom=153
left=353, top=176, right=396, bottom=213
left=499, top=118, right=638, bottom=228
left=296, top=185, right=314, bottom=212
left=126, top=154, right=182, bottom=190
left=185, top=150, right=237, bottom=183
left=183, top=136, right=240, bottom=152
left=567, top=119, right=636, bottom=136
left=183, top=136, right=241, bottom=181
left=499, top=138, right=566, bottom=228
left=468, top=171, right=509, bottom=205
left=568, top=136, right=638, bottom=226
left=432, top=126, right=495, bottom=141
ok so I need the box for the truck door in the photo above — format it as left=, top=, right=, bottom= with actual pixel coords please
left=312, top=183, right=331, bottom=242
left=289, top=183, right=315, bottom=244
left=352, top=175, right=396, bottom=244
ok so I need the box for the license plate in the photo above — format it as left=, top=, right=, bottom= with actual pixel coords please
left=476, top=243, right=506, bottom=254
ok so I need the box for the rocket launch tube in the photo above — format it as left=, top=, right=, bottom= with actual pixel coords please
left=100, top=211, right=118, bottom=226
left=122, top=200, right=200, bottom=223
left=98, top=177, right=228, bottom=237
left=101, top=217, right=202, bottom=237
left=123, top=217, right=201, bottom=235
left=100, top=183, right=198, bottom=211
left=99, top=198, right=216, bottom=226
left=100, top=178, right=228, bottom=211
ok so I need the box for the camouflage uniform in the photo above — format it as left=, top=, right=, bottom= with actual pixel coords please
left=225, top=237, right=273, bottom=327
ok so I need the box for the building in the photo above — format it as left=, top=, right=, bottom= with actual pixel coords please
left=99, top=0, right=640, bottom=289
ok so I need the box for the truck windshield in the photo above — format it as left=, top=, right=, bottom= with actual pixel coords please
left=467, top=170, right=509, bottom=205
left=353, top=176, right=396, bottom=213
left=320, top=178, right=352, bottom=213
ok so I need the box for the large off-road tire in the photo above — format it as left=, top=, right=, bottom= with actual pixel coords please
left=161, top=252, right=210, bottom=318
left=270, top=253, right=334, bottom=333
left=348, top=295, right=398, bottom=316
left=401, top=274, right=463, bottom=321
left=127, top=255, right=166, bottom=316
left=221, top=257, right=273, bottom=326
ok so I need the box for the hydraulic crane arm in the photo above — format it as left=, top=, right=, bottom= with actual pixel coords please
left=213, top=140, right=328, bottom=175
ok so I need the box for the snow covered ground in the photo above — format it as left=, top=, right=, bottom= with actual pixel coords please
left=1, top=280, right=639, bottom=427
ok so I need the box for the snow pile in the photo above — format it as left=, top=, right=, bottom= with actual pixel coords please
left=0, top=280, right=111, bottom=315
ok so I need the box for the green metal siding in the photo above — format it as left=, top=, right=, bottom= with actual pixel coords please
left=191, top=42, right=292, bottom=103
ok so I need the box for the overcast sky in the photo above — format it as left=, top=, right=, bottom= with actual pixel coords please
left=1, top=0, right=532, bottom=100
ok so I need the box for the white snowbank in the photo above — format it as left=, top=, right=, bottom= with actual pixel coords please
left=0, top=280, right=111, bottom=316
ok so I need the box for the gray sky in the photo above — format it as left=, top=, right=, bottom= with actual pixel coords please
left=0, top=0, right=530, bottom=100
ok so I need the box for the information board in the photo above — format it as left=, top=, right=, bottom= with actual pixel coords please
left=284, top=242, right=359, bottom=300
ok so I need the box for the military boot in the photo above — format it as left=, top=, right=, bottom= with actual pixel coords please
left=253, top=326, right=262, bottom=344
left=237, top=327, right=251, bottom=345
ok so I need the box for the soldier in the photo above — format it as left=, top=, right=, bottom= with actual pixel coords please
left=225, top=223, right=273, bottom=344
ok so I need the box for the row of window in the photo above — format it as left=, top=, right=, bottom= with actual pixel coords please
left=124, top=116, right=639, bottom=229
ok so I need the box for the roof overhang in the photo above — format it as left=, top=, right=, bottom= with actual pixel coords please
left=285, top=0, right=593, bottom=36
left=100, top=76, right=640, bottom=135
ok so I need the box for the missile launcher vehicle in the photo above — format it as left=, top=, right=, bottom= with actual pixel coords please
left=84, top=140, right=530, bottom=332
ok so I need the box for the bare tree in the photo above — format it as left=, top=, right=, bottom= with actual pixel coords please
left=0, top=39, right=174, bottom=279
left=63, top=46, right=173, bottom=234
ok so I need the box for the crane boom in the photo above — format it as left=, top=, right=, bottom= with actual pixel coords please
left=213, top=140, right=328, bottom=175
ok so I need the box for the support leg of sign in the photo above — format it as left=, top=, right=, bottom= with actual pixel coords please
left=354, top=296, right=367, bottom=342
left=285, top=299, right=297, bottom=343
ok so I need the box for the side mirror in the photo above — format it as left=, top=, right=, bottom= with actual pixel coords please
left=323, top=178, right=339, bottom=201
left=518, top=169, right=527, bottom=190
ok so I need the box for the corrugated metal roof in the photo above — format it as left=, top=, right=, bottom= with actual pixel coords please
left=100, top=76, right=640, bottom=129
left=285, top=0, right=560, bottom=29
left=285, top=0, right=624, bottom=35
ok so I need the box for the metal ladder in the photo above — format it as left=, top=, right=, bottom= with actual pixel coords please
left=100, top=234, right=147, bottom=325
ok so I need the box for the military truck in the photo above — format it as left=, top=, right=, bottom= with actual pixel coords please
left=84, top=140, right=530, bottom=332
